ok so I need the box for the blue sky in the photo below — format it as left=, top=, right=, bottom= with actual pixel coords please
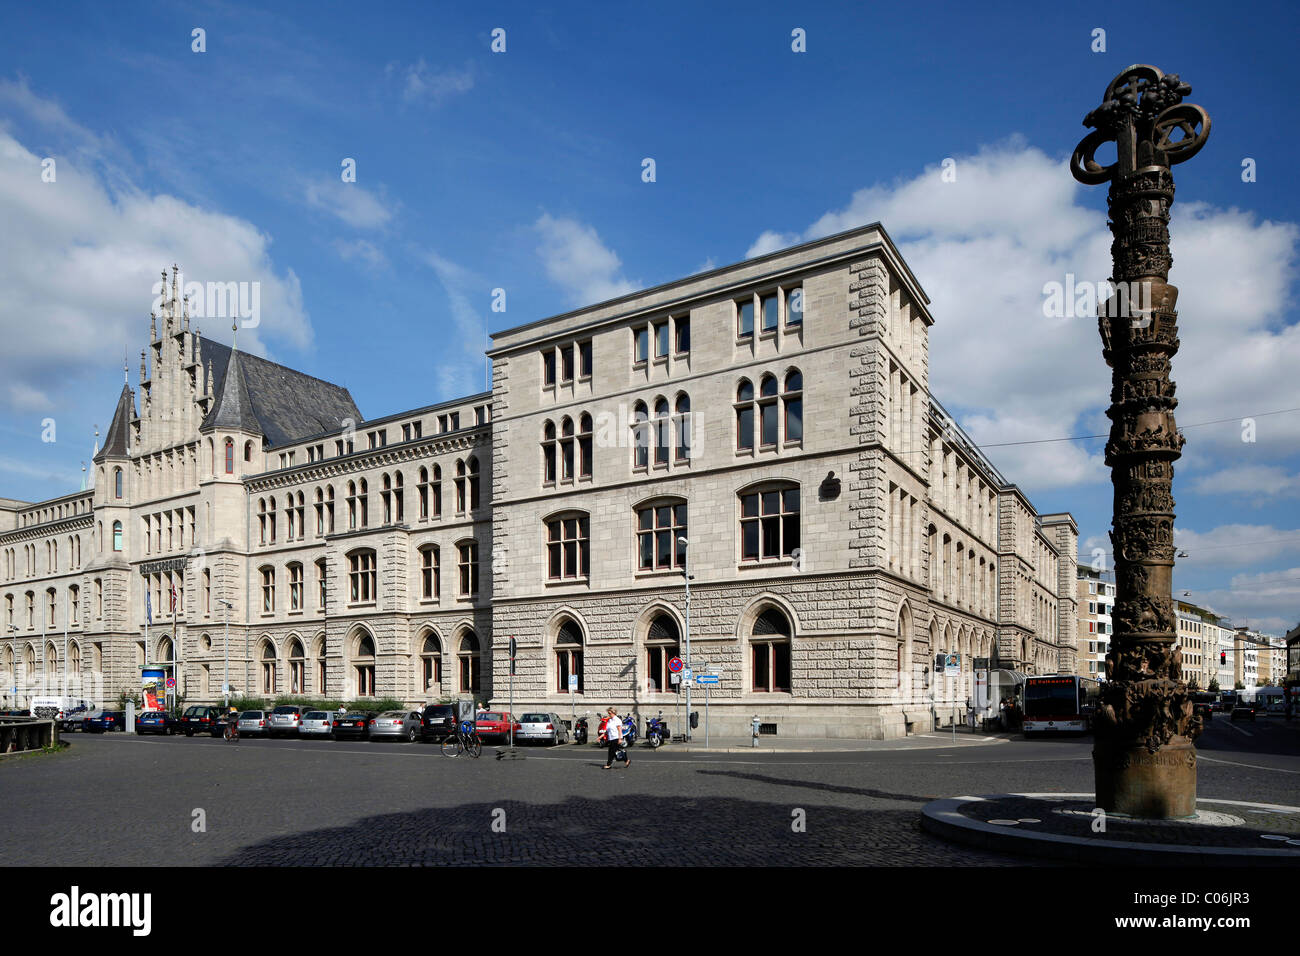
left=0, top=0, right=1297, bottom=632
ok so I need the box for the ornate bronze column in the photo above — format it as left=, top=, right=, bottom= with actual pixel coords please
left=1070, top=65, right=1211, bottom=818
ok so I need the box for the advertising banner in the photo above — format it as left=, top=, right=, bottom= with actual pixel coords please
left=141, top=667, right=166, bottom=711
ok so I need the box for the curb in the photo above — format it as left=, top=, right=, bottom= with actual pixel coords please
left=921, top=793, right=1300, bottom=866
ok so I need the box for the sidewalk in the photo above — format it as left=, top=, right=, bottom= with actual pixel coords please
left=653, top=730, right=1012, bottom=754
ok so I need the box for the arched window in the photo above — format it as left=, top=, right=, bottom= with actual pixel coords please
left=258, top=499, right=267, bottom=544
left=896, top=604, right=913, bottom=694
left=555, top=618, right=583, bottom=693
left=457, top=540, right=479, bottom=596
left=355, top=633, right=375, bottom=696
left=244, top=440, right=253, bottom=463
left=393, top=472, right=404, bottom=522
left=739, top=483, right=799, bottom=562
left=347, top=481, right=358, bottom=530
left=429, top=465, right=442, bottom=517
left=224, top=439, right=234, bottom=474
left=261, top=641, right=278, bottom=694
left=112, top=521, right=123, bottom=552
left=288, top=563, right=303, bottom=611
left=458, top=631, right=480, bottom=693
left=560, top=419, right=575, bottom=481
left=314, top=488, right=324, bottom=535
left=645, top=613, right=680, bottom=693
left=268, top=497, right=277, bottom=543
left=260, top=566, right=275, bottom=613
left=674, top=395, right=691, bottom=461
left=381, top=473, right=393, bottom=523
left=418, top=467, right=431, bottom=518
left=358, top=479, right=369, bottom=527
left=751, top=607, right=792, bottom=693
left=579, top=413, right=593, bottom=478
left=455, top=460, right=467, bottom=514
left=468, top=456, right=480, bottom=510
left=420, top=633, right=442, bottom=691
left=735, top=380, right=754, bottom=451
left=113, top=467, right=123, bottom=499
left=758, top=374, right=779, bottom=446
left=653, top=398, right=670, bottom=465
left=631, top=401, right=650, bottom=469
left=542, top=421, right=557, bottom=484
left=69, top=585, right=80, bottom=625
left=784, top=370, right=803, bottom=444
left=288, top=639, right=305, bottom=694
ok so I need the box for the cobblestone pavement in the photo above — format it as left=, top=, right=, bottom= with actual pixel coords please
left=2, top=717, right=1293, bottom=866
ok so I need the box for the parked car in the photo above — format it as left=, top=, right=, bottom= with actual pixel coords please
left=180, top=705, right=228, bottom=737
left=0, top=709, right=31, bottom=717
left=59, top=705, right=94, bottom=732
left=299, top=710, right=337, bottom=738
left=237, top=710, right=270, bottom=737
left=475, top=711, right=520, bottom=743
left=83, top=711, right=126, bottom=732
left=369, top=710, right=422, bottom=742
left=331, top=711, right=374, bottom=740
left=419, top=704, right=458, bottom=742
left=135, top=710, right=179, bottom=735
left=267, top=704, right=308, bottom=738
left=1231, top=701, right=1256, bottom=722
left=515, top=712, right=568, bottom=745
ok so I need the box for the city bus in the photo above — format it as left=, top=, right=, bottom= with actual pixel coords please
left=1022, top=675, right=1101, bottom=734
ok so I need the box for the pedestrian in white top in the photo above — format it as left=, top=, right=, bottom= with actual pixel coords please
left=603, top=706, right=630, bottom=770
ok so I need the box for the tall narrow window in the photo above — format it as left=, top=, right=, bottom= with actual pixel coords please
left=457, top=541, right=479, bottom=597
left=316, top=559, right=327, bottom=609
left=751, top=608, right=793, bottom=692
left=785, top=286, right=803, bottom=325
left=555, top=619, right=584, bottom=693
left=759, top=375, right=779, bottom=446
left=224, top=439, right=234, bottom=474
left=468, top=456, right=481, bottom=511
left=634, top=327, right=649, bottom=363
left=542, top=421, right=557, bottom=484
left=646, top=615, right=681, bottom=693
left=114, top=468, right=123, bottom=499
left=112, top=521, right=123, bottom=552
left=560, top=344, right=574, bottom=382
left=654, top=321, right=669, bottom=358
left=578, top=413, right=593, bottom=478
left=288, top=563, right=303, bottom=611
left=578, top=340, right=593, bottom=378
left=784, top=370, right=803, bottom=444
left=560, top=419, right=575, bottom=481
left=675, top=316, right=690, bottom=354
left=420, top=545, right=440, bottom=600
left=654, top=399, right=670, bottom=465
left=737, top=298, right=754, bottom=338
left=458, top=632, right=481, bottom=692
left=455, top=461, right=466, bottom=514
left=542, top=349, right=556, bottom=386
left=674, top=395, right=691, bottom=461
left=761, top=292, right=779, bottom=332
left=632, top=402, right=650, bottom=469
left=261, top=567, right=275, bottom=614
left=735, top=380, right=755, bottom=451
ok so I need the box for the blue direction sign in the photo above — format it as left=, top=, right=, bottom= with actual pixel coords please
left=695, top=674, right=720, bottom=686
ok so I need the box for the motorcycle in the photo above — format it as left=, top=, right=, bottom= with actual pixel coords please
left=597, top=714, right=637, bottom=747
left=573, top=715, right=589, bottom=745
left=646, top=712, right=669, bottom=748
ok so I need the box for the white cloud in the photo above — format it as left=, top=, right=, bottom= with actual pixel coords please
left=304, top=177, right=394, bottom=230
left=0, top=84, right=313, bottom=426
left=333, top=238, right=388, bottom=270
left=743, top=138, right=1300, bottom=494
left=424, top=251, right=491, bottom=398
left=1172, top=524, right=1300, bottom=568
left=1191, top=465, right=1300, bottom=500
left=386, top=60, right=474, bottom=106
left=533, top=213, right=638, bottom=306
left=1186, top=567, right=1300, bottom=636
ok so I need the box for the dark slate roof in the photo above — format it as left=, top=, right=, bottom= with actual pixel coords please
left=199, top=337, right=362, bottom=448
left=93, top=384, right=135, bottom=462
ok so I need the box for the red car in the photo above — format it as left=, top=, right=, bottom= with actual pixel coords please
left=474, top=711, right=520, bottom=742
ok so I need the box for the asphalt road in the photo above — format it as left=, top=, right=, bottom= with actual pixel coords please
left=2, top=715, right=1295, bottom=866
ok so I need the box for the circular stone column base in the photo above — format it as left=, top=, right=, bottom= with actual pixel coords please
left=921, top=793, right=1300, bottom=865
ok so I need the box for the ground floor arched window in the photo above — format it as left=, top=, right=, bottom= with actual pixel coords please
left=355, top=634, right=376, bottom=696
left=645, top=614, right=680, bottom=693
left=750, top=607, right=792, bottom=693
left=420, top=633, right=442, bottom=693
left=261, top=642, right=278, bottom=694
left=458, top=631, right=480, bottom=694
left=288, top=638, right=305, bottom=694
left=555, top=618, right=583, bottom=693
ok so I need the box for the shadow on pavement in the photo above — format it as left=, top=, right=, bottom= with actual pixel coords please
left=215, top=794, right=1028, bottom=866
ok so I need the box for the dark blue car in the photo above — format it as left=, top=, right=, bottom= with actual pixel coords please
left=134, top=710, right=178, bottom=735
left=83, top=711, right=126, bottom=732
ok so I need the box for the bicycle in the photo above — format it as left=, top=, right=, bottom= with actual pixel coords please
left=440, top=723, right=482, bottom=758
left=222, top=717, right=240, bottom=742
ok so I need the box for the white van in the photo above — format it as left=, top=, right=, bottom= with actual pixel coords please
left=31, top=696, right=95, bottom=721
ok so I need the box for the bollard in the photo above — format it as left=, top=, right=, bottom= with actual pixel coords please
left=751, top=715, right=761, bottom=748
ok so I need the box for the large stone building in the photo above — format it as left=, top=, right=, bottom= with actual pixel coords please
left=0, top=225, right=1076, bottom=738
left=1076, top=566, right=1113, bottom=679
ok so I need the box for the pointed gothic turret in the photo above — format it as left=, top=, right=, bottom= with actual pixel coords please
left=150, top=310, right=157, bottom=340
left=205, top=359, right=213, bottom=399
left=95, top=384, right=136, bottom=463
left=204, top=329, right=259, bottom=436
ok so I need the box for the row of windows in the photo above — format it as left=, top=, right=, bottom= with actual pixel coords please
left=17, top=497, right=94, bottom=527
left=142, top=508, right=196, bottom=555
left=542, top=339, right=594, bottom=387
left=256, top=458, right=480, bottom=546
left=737, top=286, right=802, bottom=338
left=4, top=582, right=100, bottom=629
left=3, top=536, right=86, bottom=580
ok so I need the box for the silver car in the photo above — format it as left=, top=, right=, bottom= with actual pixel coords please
left=267, top=704, right=307, bottom=737
left=368, top=710, right=422, bottom=742
left=237, top=710, right=269, bottom=737
left=299, top=710, right=337, bottom=738
left=516, top=712, right=569, bottom=745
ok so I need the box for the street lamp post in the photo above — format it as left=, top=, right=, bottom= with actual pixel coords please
left=216, top=598, right=232, bottom=708
left=678, top=536, right=692, bottom=742
left=1071, top=64, right=1211, bottom=818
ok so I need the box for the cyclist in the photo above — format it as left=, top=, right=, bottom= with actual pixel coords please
left=223, top=706, right=240, bottom=741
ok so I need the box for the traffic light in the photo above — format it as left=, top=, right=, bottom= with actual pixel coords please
left=1220, top=651, right=1226, bottom=666
left=689, top=711, right=699, bottom=729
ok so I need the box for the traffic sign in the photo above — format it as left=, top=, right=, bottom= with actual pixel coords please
left=683, top=668, right=693, bottom=680
left=670, top=673, right=681, bottom=685
left=696, top=674, right=720, bottom=686
left=667, top=657, right=684, bottom=674
left=166, top=677, right=176, bottom=689
left=568, top=674, right=578, bottom=692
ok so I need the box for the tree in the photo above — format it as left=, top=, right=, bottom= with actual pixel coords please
left=1235, top=680, right=1245, bottom=690
left=1208, top=677, right=1220, bottom=694
left=1186, top=677, right=1200, bottom=691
